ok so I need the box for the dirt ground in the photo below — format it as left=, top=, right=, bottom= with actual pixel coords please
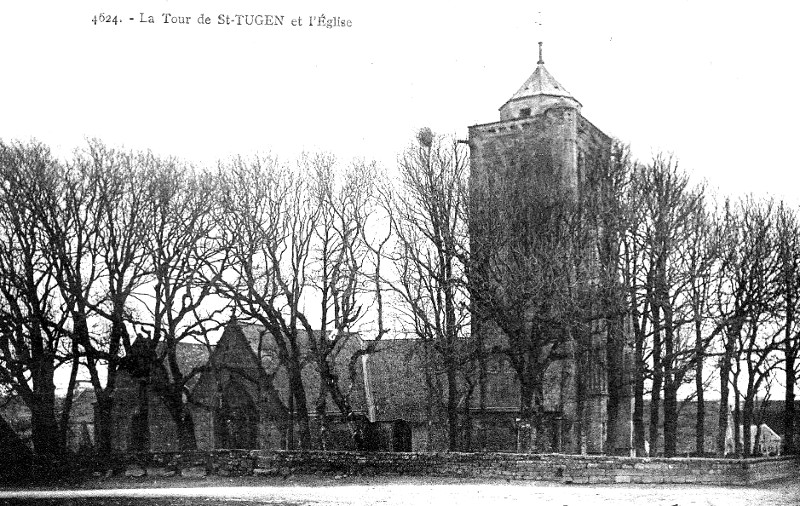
left=2, top=474, right=799, bottom=506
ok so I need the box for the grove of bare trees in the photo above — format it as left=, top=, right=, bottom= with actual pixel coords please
left=1, top=134, right=799, bottom=460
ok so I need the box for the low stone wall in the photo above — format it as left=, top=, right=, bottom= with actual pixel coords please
left=116, top=451, right=798, bottom=486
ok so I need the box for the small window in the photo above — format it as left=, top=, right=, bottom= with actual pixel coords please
left=519, top=107, right=531, bottom=118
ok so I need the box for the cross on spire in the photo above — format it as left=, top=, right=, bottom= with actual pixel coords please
left=538, top=41, right=544, bottom=65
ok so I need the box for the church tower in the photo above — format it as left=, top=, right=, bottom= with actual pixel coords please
left=468, top=44, right=632, bottom=455
left=468, top=42, right=610, bottom=198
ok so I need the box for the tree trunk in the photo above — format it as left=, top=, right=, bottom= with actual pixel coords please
left=786, top=335, right=796, bottom=454
left=649, top=305, right=662, bottom=456
left=94, top=395, right=115, bottom=454
left=287, top=386, right=294, bottom=450
left=25, top=323, right=63, bottom=458
left=518, top=376, right=539, bottom=453
left=663, top=382, right=678, bottom=457
left=733, top=392, right=742, bottom=455
left=316, top=335, right=364, bottom=450
left=30, top=401, right=61, bottom=458
left=287, top=358, right=311, bottom=449
left=444, top=251, right=460, bottom=452
left=742, top=395, right=754, bottom=457
left=662, top=298, right=677, bottom=457
left=446, top=358, right=459, bottom=451
left=717, top=330, right=735, bottom=456
left=423, top=342, right=436, bottom=451
left=58, top=340, right=81, bottom=452
left=605, top=317, right=622, bottom=455
left=694, top=316, right=705, bottom=456
left=462, top=380, right=474, bottom=451
left=29, top=355, right=62, bottom=457
left=633, top=324, right=646, bottom=456
left=162, top=387, right=197, bottom=451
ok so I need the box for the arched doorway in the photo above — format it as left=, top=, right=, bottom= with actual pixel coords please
left=214, top=381, right=259, bottom=449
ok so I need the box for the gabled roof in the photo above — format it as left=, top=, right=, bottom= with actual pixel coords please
left=735, top=424, right=781, bottom=441
left=237, top=323, right=363, bottom=371
left=197, top=320, right=370, bottom=416
left=505, top=63, right=580, bottom=107
left=747, top=400, right=800, bottom=437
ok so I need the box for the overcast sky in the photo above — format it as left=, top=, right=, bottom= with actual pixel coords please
left=2, top=1, right=799, bottom=201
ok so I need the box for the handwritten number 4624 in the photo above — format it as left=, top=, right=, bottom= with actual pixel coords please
left=92, top=14, right=120, bottom=25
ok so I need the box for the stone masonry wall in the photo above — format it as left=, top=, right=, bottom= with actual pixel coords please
left=114, top=450, right=798, bottom=486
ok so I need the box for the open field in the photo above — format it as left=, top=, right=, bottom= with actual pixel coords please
left=2, top=475, right=799, bottom=506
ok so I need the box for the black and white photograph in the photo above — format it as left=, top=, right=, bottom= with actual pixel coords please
left=1, top=1, right=799, bottom=504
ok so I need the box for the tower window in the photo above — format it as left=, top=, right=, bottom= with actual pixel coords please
left=519, top=107, right=531, bottom=118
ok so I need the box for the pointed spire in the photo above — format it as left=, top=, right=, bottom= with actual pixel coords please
left=507, top=62, right=577, bottom=103
left=498, top=45, right=582, bottom=120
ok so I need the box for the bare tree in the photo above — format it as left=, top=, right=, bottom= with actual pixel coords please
left=48, top=141, right=152, bottom=454
left=209, top=155, right=320, bottom=449
left=207, top=151, right=392, bottom=451
left=714, top=197, right=781, bottom=456
left=305, top=153, right=391, bottom=449
left=0, top=140, right=74, bottom=456
left=619, top=154, right=651, bottom=456
left=684, top=201, right=722, bottom=456
left=133, top=158, right=226, bottom=450
left=623, top=156, right=702, bottom=456
left=387, top=129, right=471, bottom=451
left=736, top=200, right=782, bottom=457
left=584, top=141, right=635, bottom=455
left=0, top=139, right=162, bottom=456
left=619, top=155, right=722, bottom=457
left=776, top=201, right=800, bottom=454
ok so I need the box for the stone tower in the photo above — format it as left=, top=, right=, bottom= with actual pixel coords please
left=468, top=42, right=611, bottom=199
left=468, top=44, right=632, bottom=455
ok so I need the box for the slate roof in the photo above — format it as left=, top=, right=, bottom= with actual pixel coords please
left=505, top=63, right=581, bottom=107
left=366, top=338, right=428, bottom=422
left=364, top=338, right=523, bottom=423
left=237, top=323, right=363, bottom=372
left=227, top=324, right=488, bottom=423
left=228, top=322, right=370, bottom=415
left=155, top=340, right=213, bottom=390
